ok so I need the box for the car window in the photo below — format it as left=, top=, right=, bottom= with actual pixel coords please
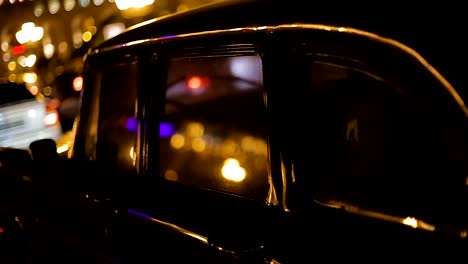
left=75, top=60, right=138, bottom=171
left=297, top=62, right=410, bottom=205
left=96, top=61, right=138, bottom=170
left=0, top=82, right=36, bottom=106
left=293, top=61, right=468, bottom=226
left=160, top=55, right=270, bottom=202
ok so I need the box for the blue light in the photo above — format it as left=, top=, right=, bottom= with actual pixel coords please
left=128, top=209, right=152, bottom=219
left=126, top=117, right=138, bottom=132
left=160, top=122, right=175, bottom=138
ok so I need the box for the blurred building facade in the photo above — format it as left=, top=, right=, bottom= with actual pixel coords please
left=0, top=0, right=220, bottom=99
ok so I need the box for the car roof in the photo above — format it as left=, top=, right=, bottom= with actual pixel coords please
left=94, top=0, right=467, bottom=99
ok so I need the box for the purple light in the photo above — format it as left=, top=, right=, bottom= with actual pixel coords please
left=126, top=117, right=138, bottom=132
left=160, top=122, right=175, bottom=138
left=128, top=208, right=152, bottom=219
left=160, top=35, right=177, bottom=40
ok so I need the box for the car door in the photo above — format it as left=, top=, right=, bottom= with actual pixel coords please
left=53, top=52, right=141, bottom=261
left=264, top=26, right=468, bottom=262
left=112, top=34, right=276, bottom=263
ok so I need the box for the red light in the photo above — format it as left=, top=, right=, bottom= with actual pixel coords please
left=11, top=45, right=26, bottom=55
left=0, top=227, right=3, bottom=233
left=47, top=99, right=60, bottom=111
left=187, top=76, right=202, bottom=90
left=73, top=76, right=83, bottom=91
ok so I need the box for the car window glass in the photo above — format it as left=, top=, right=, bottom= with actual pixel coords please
left=294, top=61, right=468, bottom=226
left=96, top=61, right=138, bottom=170
left=77, top=61, right=138, bottom=170
left=160, top=55, right=269, bottom=202
left=75, top=71, right=101, bottom=160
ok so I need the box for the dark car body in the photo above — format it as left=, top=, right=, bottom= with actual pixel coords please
left=7, top=0, right=468, bottom=262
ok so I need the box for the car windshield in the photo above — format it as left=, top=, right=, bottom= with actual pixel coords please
left=0, top=82, right=36, bottom=106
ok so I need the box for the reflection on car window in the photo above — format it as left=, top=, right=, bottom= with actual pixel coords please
left=97, top=61, right=138, bottom=170
left=296, top=61, right=468, bottom=226
left=78, top=61, right=138, bottom=170
left=160, top=55, right=269, bottom=202
left=302, top=63, right=401, bottom=208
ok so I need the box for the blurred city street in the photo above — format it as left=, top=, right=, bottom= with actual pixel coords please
left=1, top=0, right=219, bottom=136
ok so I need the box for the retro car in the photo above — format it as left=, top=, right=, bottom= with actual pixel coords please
left=6, top=0, right=468, bottom=262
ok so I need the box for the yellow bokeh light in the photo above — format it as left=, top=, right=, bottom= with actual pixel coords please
left=16, top=22, right=44, bottom=44
left=43, top=86, right=52, bottom=96
left=82, top=31, right=93, bottom=42
left=222, top=140, right=238, bottom=156
left=170, top=133, right=185, bottom=149
left=461, top=230, right=467, bottom=238
left=186, top=122, right=204, bottom=138
left=254, top=139, right=268, bottom=156
left=8, top=74, right=16, bottom=82
left=164, top=169, right=178, bottom=181
left=221, top=158, right=246, bottom=182
left=192, top=137, right=206, bottom=152
left=23, top=72, right=37, bottom=83
left=7, top=61, right=16, bottom=71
